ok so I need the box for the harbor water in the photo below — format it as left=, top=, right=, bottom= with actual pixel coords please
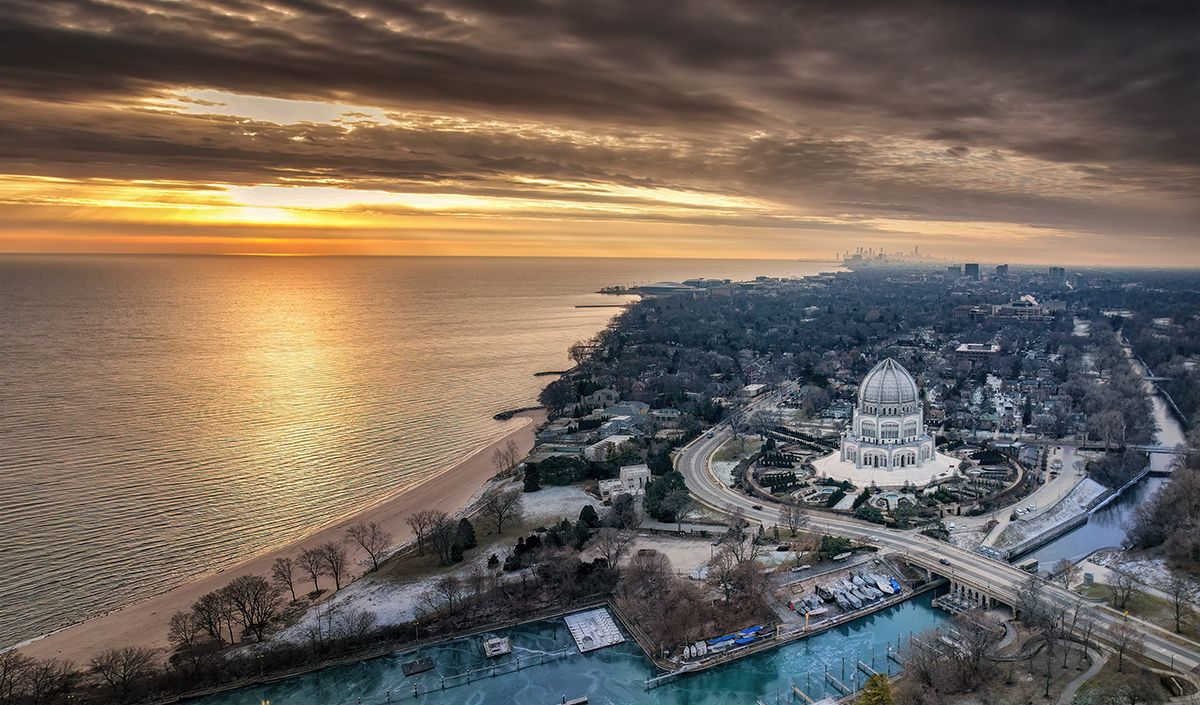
left=193, top=593, right=947, bottom=705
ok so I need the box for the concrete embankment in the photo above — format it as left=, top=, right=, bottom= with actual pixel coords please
left=992, top=478, right=1112, bottom=559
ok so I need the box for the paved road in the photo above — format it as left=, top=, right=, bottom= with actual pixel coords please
left=677, top=421, right=1200, bottom=673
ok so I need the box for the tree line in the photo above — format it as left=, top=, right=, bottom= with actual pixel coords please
left=0, top=520, right=393, bottom=705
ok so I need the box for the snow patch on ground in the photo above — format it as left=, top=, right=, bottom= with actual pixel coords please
left=952, top=526, right=991, bottom=551
left=1091, top=550, right=1200, bottom=594
left=993, top=478, right=1109, bottom=551
left=712, top=460, right=738, bottom=487
left=273, top=484, right=598, bottom=648
left=520, top=484, right=601, bottom=527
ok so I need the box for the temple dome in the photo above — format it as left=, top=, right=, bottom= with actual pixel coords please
left=859, top=358, right=919, bottom=405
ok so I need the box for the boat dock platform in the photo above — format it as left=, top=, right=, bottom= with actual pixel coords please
left=483, top=637, right=511, bottom=658
left=564, top=608, right=625, bottom=653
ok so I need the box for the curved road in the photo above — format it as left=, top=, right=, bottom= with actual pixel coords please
left=678, top=421, right=1200, bottom=673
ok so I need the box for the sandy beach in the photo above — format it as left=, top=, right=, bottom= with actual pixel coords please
left=18, top=410, right=545, bottom=665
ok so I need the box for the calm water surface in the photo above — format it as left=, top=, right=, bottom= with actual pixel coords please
left=0, top=255, right=829, bottom=649
left=194, top=593, right=946, bottom=705
left=1027, top=378, right=1186, bottom=566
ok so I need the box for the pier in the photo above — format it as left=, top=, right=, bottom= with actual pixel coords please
left=638, top=578, right=944, bottom=689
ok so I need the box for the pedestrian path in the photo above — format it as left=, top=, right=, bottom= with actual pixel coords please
left=1058, top=648, right=1107, bottom=705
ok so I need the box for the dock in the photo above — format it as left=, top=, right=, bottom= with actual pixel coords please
left=564, top=608, right=625, bottom=653
left=483, top=637, right=511, bottom=658
left=639, top=577, right=945, bottom=688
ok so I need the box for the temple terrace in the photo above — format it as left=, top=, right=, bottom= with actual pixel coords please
left=811, top=358, right=959, bottom=490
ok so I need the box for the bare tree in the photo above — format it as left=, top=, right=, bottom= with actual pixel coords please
left=167, top=610, right=211, bottom=674
left=433, top=575, right=464, bottom=614
left=589, top=527, right=635, bottom=569
left=1105, top=571, right=1139, bottom=610
left=1040, top=610, right=1064, bottom=698
left=724, top=503, right=748, bottom=537
left=224, top=574, right=282, bottom=642
left=1167, top=576, right=1196, bottom=634
left=624, top=550, right=674, bottom=598
left=947, top=610, right=1003, bottom=690
left=492, top=439, right=521, bottom=476
left=346, top=521, right=393, bottom=571
left=778, top=499, right=807, bottom=537
left=334, top=607, right=378, bottom=641
left=747, top=410, right=774, bottom=439
left=193, top=589, right=237, bottom=645
left=1050, top=558, right=1081, bottom=589
left=479, top=486, right=524, bottom=534
left=89, top=647, right=157, bottom=699
left=426, top=515, right=459, bottom=566
left=1065, top=601, right=1086, bottom=669
left=710, top=545, right=738, bottom=600
left=466, top=565, right=492, bottom=606
left=318, top=541, right=350, bottom=590
left=1015, top=574, right=1048, bottom=626
left=271, top=556, right=298, bottom=601
left=297, top=547, right=327, bottom=594
left=24, top=658, right=74, bottom=705
left=0, top=650, right=33, bottom=705
left=405, top=509, right=446, bottom=556
left=723, top=532, right=766, bottom=567
left=1106, top=622, right=1144, bottom=672
left=1080, top=616, right=1096, bottom=655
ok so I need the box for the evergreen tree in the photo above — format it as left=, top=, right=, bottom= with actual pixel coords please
left=455, top=518, right=477, bottom=550
left=572, top=520, right=593, bottom=550
left=523, top=463, right=541, bottom=492
left=857, top=674, right=893, bottom=705
left=579, top=504, right=599, bottom=528
left=647, top=447, right=674, bottom=475
left=643, top=471, right=687, bottom=521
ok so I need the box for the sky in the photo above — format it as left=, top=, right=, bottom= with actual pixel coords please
left=1, top=0, right=1197, bottom=265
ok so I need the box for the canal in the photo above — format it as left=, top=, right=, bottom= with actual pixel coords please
left=1026, top=364, right=1185, bottom=567
left=191, top=593, right=947, bottom=705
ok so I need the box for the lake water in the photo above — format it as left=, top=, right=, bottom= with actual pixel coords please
left=0, top=255, right=833, bottom=649
left=193, top=593, right=947, bottom=705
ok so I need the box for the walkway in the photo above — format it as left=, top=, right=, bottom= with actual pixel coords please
left=1058, top=648, right=1107, bottom=705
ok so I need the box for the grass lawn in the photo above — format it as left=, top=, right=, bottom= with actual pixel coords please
left=374, top=521, right=522, bottom=583
left=1079, top=582, right=1200, bottom=642
left=714, top=437, right=763, bottom=462
left=1074, top=655, right=1174, bottom=703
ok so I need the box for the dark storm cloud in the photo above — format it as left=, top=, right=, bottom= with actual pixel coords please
left=0, top=0, right=757, bottom=126
left=1, top=0, right=1197, bottom=246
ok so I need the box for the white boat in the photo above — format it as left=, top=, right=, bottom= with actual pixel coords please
left=871, top=574, right=895, bottom=595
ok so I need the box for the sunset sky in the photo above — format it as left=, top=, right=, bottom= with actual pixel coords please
left=2, top=0, right=1197, bottom=264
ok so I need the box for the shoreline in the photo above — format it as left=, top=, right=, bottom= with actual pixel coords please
left=16, top=409, right=546, bottom=664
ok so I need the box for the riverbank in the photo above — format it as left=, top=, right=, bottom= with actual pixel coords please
left=17, top=410, right=545, bottom=665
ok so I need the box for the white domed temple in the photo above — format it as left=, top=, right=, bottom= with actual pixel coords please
left=811, top=358, right=958, bottom=489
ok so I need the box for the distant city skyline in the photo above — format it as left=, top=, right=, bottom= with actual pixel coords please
left=1, top=1, right=1197, bottom=265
